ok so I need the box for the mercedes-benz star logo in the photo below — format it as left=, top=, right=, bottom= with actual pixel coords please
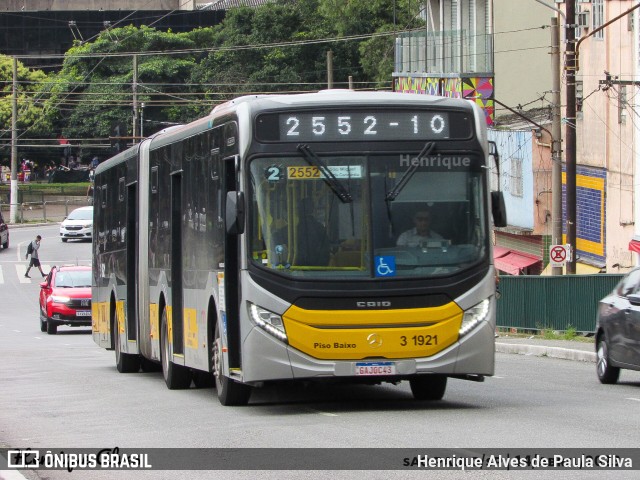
left=367, top=333, right=383, bottom=349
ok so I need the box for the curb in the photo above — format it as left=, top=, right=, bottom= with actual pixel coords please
left=496, top=342, right=596, bottom=363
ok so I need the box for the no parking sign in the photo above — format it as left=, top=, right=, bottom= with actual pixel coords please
left=549, top=244, right=569, bottom=267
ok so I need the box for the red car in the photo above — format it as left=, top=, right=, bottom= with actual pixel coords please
left=39, top=265, right=92, bottom=335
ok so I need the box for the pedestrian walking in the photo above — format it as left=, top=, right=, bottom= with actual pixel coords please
left=25, top=235, right=46, bottom=278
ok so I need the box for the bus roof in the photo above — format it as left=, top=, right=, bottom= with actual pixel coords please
left=97, top=91, right=479, bottom=170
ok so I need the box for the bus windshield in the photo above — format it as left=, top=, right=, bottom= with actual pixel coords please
left=248, top=153, right=487, bottom=279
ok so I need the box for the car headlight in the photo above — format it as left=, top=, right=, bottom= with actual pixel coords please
left=83, top=223, right=92, bottom=228
left=50, top=295, right=71, bottom=304
left=248, top=303, right=287, bottom=342
left=459, top=299, right=490, bottom=337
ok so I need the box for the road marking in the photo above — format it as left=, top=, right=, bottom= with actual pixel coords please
left=16, top=264, right=51, bottom=283
left=626, top=398, right=640, bottom=402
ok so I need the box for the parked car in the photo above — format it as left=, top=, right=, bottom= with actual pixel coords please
left=0, top=210, right=8, bottom=249
left=39, top=265, right=92, bottom=334
left=596, top=268, right=640, bottom=383
left=59, top=206, right=93, bottom=242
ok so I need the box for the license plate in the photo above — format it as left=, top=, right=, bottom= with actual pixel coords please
left=76, top=310, right=91, bottom=317
left=355, top=361, right=396, bottom=376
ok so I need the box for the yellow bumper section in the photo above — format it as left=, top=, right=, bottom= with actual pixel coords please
left=283, top=302, right=463, bottom=360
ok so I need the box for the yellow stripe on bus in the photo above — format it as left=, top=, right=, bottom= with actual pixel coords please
left=184, top=307, right=198, bottom=349
left=283, top=303, right=463, bottom=360
left=92, top=301, right=110, bottom=334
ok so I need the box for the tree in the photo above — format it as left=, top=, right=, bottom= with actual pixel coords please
left=44, top=25, right=208, bottom=141
left=0, top=55, right=52, bottom=143
left=38, top=0, right=421, bottom=150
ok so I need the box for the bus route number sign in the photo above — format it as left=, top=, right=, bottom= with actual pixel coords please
left=255, top=110, right=473, bottom=142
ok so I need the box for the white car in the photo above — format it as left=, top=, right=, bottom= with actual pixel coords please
left=60, top=206, right=93, bottom=242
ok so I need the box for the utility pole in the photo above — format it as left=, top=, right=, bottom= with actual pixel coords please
left=327, top=50, right=334, bottom=89
left=565, top=0, right=577, bottom=274
left=10, top=57, right=18, bottom=224
left=132, top=54, right=138, bottom=141
left=551, top=16, right=563, bottom=275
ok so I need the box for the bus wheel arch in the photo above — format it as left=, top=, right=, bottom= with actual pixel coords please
left=159, top=299, right=192, bottom=389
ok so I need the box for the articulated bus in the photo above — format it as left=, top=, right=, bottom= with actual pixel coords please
left=92, top=90, right=506, bottom=406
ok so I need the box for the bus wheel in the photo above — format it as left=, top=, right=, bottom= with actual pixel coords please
left=160, top=307, right=192, bottom=389
left=114, top=321, right=140, bottom=373
left=212, top=324, right=251, bottom=406
left=140, top=357, right=161, bottom=373
left=409, top=375, right=447, bottom=401
left=193, top=370, right=215, bottom=388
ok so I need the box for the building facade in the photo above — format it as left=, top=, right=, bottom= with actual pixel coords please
left=393, top=0, right=495, bottom=125
left=568, top=0, right=637, bottom=272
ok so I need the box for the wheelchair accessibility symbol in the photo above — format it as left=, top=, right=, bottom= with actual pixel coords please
left=375, top=256, right=396, bottom=277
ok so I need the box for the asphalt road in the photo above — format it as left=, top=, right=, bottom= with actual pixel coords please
left=1, top=225, right=639, bottom=480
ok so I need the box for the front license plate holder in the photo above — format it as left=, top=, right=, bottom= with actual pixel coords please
left=355, top=361, right=396, bottom=376
left=76, top=310, right=91, bottom=317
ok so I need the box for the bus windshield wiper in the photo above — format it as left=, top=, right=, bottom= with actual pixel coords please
left=297, top=144, right=353, bottom=203
left=385, top=142, right=436, bottom=202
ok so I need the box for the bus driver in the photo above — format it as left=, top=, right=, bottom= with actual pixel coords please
left=396, top=208, right=443, bottom=247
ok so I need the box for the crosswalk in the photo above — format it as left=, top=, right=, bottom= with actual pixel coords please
left=0, top=264, right=53, bottom=284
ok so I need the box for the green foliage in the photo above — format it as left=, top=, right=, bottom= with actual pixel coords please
left=563, top=326, right=578, bottom=340
left=0, top=55, right=53, bottom=139
left=26, top=0, right=413, bottom=148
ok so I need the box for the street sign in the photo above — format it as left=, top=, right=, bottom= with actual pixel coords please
left=549, top=244, right=568, bottom=267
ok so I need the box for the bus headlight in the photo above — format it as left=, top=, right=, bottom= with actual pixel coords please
left=459, top=299, right=490, bottom=337
left=248, top=303, right=287, bottom=342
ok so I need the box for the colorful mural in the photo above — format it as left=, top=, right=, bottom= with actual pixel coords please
left=393, top=77, right=428, bottom=94
left=395, top=75, right=495, bottom=126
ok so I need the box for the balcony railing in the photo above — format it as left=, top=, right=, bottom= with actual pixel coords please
left=394, top=29, right=493, bottom=76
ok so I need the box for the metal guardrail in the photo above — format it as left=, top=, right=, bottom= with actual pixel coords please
left=0, top=198, right=90, bottom=224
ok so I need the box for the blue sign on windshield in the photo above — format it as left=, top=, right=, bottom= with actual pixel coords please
left=375, top=256, right=396, bottom=277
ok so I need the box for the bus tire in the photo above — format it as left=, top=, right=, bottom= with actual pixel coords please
left=140, top=357, right=161, bottom=373
left=410, top=375, right=447, bottom=401
left=160, top=307, right=192, bottom=389
left=114, top=320, right=140, bottom=373
left=193, top=370, right=215, bottom=388
left=213, top=323, right=251, bottom=406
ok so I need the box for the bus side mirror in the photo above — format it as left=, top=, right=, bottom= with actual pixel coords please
left=225, top=191, right=245, bottom=235
left=491, top=191, right=507, bottom=228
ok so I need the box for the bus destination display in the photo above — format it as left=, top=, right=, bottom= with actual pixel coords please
left=256, top=110, right=472, bottom=142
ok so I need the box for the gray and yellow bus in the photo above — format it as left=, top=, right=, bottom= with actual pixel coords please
left=92, top=90, right=506, bottom=406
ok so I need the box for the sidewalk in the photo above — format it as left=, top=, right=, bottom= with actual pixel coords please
left=496, top=335, right=596, bottom=363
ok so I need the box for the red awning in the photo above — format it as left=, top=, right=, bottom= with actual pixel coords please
left=493, top=246, right=510, bottom=258
left=495, top=251, right=541, bottom=276
left=629, top=239, right=640, bottom=253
